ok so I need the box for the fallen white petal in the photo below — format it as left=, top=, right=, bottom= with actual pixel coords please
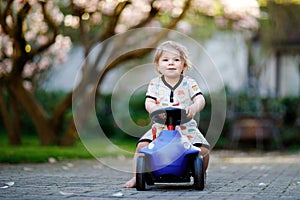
left=67, top=163, right=74, bottom=168
left=23, top=167, right=33, bottom=171
left=112, top=192, right=123, bottom=197
left=59, top=191, right=75, bottom=196
left=48, top=157, right=57, bottom=163
left=259, top=182, right=266, bottom=186
left=6, top=182, right=14, bottom=186
left=0, top=182, right=14, bottom=189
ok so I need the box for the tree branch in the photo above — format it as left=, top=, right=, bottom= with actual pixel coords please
left=50, top=91, right=73, bottom=133
left=79, top=17, right=91, bottom=57
left=30, top=1, right=60, bottom=57
left=130, top=1, right=159, bottom=29
left=9, top=1, right=31, bottom=77
left=165, top=0, right=191, bottom=30
left=95, top=0, right=192, bottom=89
left=0, top=0, right=14, bottom=36
left=92, top=0, right=130, bottom=45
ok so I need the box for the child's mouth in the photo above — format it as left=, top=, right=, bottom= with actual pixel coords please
left=167, top=67, right=176, bottom=70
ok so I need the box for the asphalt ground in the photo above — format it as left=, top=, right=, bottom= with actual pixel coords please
left=1, top=150, right=300, bottom=200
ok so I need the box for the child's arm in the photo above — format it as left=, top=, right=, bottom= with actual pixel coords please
left=145, top=98, right=161, bottom=114
left=185, top=94, right=205, bottom=118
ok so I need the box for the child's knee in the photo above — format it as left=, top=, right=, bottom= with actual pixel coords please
left=200, top=146, right=209, bottom=157
left=136, top=141, right=149, bottom=151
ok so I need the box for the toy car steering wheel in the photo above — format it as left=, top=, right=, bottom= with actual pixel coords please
left=150, top=107, right=192, bottom=128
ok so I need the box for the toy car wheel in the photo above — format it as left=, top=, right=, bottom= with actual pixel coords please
left=136, top=156, right=147, bottom=191
left=193, top=155, right=205, bottom=190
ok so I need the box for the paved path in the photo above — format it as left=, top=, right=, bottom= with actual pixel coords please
left=1, top=151, right=300, bottom=200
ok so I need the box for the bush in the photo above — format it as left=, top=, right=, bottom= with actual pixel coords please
left=1, top=88, right=298, bottom=151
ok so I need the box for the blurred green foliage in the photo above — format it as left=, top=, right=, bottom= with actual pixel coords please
left=0, top=89, right=299, bottom=150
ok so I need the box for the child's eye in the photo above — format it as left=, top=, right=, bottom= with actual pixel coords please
left=174, top=58, right=181, bottom=62
left=162, top=59, right=168, bottom=62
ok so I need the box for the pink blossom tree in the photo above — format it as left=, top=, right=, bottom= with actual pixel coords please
left=0, top=0, right=262, bottom=146
left=0, top=0, right=195, bottom=145
left=0, top=0, right=71, bottom=145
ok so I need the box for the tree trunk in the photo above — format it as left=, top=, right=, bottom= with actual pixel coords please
left=0, top=84, right=21, bottom=145
left=59, top=119, right=78, bottom=146
left=8, top=87, right=22, bottom=144
left=51, top=92, right=72, bottom=132
left=8, top=78, right=57, bottom=145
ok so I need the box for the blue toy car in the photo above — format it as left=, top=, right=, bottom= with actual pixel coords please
left=136, top=107, right=205, bottom=191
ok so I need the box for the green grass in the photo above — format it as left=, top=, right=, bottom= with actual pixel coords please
left=0, top=135, right=137, bottom=163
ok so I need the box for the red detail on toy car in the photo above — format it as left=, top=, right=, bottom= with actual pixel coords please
left=168, top=125, right=175, bottom=130
left=152, top=127, right=157, bottom=140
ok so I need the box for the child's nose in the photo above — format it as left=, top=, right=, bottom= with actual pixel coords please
left=168, top=60, right=174, bottom=65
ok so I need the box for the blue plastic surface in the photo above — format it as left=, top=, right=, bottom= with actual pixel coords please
left=139, top=130, right=199, bottom=177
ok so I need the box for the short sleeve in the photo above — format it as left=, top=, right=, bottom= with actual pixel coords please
left=187, top=77, right=202, bottom=100
left=146, top=78, right=158, bottom=100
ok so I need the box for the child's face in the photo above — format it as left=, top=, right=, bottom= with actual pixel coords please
left=157, top=50, right=185, bottom=79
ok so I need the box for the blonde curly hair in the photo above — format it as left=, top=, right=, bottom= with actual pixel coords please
left=153, top=41, right=192, bottom=74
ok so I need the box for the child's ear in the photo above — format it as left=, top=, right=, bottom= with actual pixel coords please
left=181, top=64, right=187, bottom=74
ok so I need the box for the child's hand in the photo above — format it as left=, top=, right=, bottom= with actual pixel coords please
left=185, top=104, right=196, bottom=118
left=185, top=95, right=205, bottom=118
left=158, top=113, right=167, bottom=120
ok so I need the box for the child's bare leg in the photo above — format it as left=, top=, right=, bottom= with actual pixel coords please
left=124, top=141, right=149, bottom=188
left=200, top=146, right=209, bottom=171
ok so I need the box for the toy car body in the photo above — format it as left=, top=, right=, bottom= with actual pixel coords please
left=136, top=107, right=205, bottom=191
